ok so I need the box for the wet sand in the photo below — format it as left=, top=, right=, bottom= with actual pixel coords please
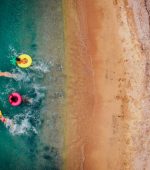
left=63, top=0, right=146, bottom=169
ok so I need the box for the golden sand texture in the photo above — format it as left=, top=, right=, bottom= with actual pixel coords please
left=63, top=0, right=148, bottom=169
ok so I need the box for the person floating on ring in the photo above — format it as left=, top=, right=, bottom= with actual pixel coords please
left=9, top=92, right=33, bottom=107
left=9, top=92, right=22, bottom=107
left=16, top=54, right=32, bottom=68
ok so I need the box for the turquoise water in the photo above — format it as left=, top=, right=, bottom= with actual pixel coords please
left=0, top=0, right=64, bottom=169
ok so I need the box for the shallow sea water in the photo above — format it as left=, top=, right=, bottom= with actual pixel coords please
left=0, top=0, right=64, bottom=169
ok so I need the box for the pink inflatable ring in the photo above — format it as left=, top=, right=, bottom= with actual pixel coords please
left=9, top=92, right=22, bottom=106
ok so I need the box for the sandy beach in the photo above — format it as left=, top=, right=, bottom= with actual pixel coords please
left=63, top=0, right=148, bottom=169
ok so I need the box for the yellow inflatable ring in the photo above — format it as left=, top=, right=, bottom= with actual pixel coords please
left=17, top=54, right=32, bottom=68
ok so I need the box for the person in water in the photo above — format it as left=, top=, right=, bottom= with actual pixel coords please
left=0, top=72, right=16, bottom=78
left=0, top=110, right=13, bottom=127
left=10, top=96, right=18, bottom=102
left=16, top=57, right=28, bottom=64
left=10, top=94, right=33, bottom=104
left=0, top=110, right=6, bottom=123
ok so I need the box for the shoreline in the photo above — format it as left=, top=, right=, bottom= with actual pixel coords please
left=33, top=0, right=66, bottom=169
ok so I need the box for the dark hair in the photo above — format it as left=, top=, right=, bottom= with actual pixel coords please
left=16, top=57, right=21, bottom=61
left=11, top=96, right=18, bottom=102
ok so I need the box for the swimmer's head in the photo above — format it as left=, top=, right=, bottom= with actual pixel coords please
left=16, top=57, right=21, bottom=61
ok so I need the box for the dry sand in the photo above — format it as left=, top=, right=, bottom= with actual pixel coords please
left=63, top=0, right=149, bottom=169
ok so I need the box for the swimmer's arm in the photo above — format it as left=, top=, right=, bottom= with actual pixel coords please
left=0, top=72, right=16, bottom=78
